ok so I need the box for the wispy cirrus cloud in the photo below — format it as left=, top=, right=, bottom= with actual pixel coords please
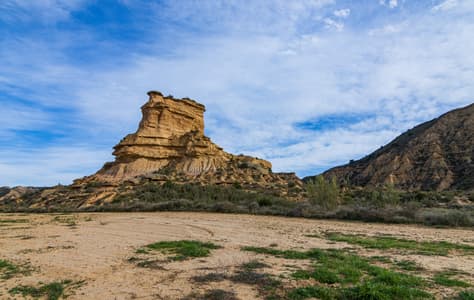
left=0, top=0, right=88, bottom=24
left=0, top=146, right=111, bottom=187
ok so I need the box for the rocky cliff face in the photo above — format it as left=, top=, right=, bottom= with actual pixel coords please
left=318, top=103, right=474, bottom=191
left=85, top=91, right=283, bottom=186
left=1, top=91, right=302, bottom=210
left=92, top=91, right=230, bottom=181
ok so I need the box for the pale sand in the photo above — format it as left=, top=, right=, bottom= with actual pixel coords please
left=0, top=212, right=472, bottom=299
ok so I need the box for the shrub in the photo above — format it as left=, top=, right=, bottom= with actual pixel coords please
left=306, top=176, right=339, bottom=209
left=368, top=184, right=401, bottom=207
left=416, top=209, right=474, bottom=227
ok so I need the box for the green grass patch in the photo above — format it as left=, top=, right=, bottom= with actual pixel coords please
left=0, top=259, right=31, bottom=279
left=53, top=215, right=77, bottom=226
left=394, top=260, right=424, bottom=271
left=288, top=280, right=432, bottom=300
left=243, top=246, right=432, bottom=300
left=288, top=286, right=337, bottom=300
left=0, top=259, right=19, bottom=279
left=369, top=256, right=392, bottom=263
left=433, top=272, right=471, bottom=287
left=9, top=280, right=72, bottom=300
left=241, top=246, right=322, bottom=260
left=0, top=219, right=28, bottom=223
left=455, top=290, right=474, bottom=300
left=145, top=240, right=220, bottom=260
left=340, top=281, right=433, bottom=300
left=241, top=260, right=269, bottom=270
left=135, top=248, right=149, bottom=254
left=325, top=232, right=474, bottom=256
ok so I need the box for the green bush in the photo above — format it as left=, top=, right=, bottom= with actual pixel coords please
left=306, top=176, right=339, bottom=209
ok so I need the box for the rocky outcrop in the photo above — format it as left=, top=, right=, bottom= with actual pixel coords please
left=90, top=91, right=229, bottom=181
left=1, top=91, right=302, bottom=210
left=316, top=103, right=474, bottom=191
left=82, top=91, right=292, bottom=187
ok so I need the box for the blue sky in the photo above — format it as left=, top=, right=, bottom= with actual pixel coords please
left=1, top=0, right=473, bottom=186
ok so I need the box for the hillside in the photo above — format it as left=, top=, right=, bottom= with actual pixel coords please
left=317, top=103, right=474, bottom=191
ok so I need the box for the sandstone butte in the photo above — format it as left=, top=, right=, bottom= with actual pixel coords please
left=0, top=91, right=302, bottom=209
left=85, top=91, right=299, bottom=186
left=90, top=91, right=271, bottom=182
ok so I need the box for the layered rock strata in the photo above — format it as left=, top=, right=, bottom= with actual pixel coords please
left=0, top=91, right=302, bottom=210
left=316, top=103, right=474, bottom=191
left=88, top=91, right=281, bottom=186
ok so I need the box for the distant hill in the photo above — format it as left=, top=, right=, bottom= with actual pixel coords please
left=310, top=103, right=474, bottom=191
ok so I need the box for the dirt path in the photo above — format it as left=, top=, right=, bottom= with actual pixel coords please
left=0, top=212, right=473, bottom=299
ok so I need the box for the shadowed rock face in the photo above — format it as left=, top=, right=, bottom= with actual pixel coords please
left=317, top=103, right=474, bottom=191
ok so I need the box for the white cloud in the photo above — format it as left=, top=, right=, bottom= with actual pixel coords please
left=379, top=0, right=398, bottom=9
left=1, top=0, right=474, bottom=185
left=144, top=0, right=336, bottom=35
left=0, top=147, right=111, bottom=187
left=432, top=0, right=458, bottom=12
left=323, top=18, right=344, bottom=31
left=333, top=8, right=350, bottom=18
left=369, top=23, right=406, bottom=35
left=0, top=104, right=51, bottom=132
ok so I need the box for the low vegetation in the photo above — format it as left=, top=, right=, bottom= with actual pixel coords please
left=0, top=259, right=31, bottom=279
left=2, top=179, right=473, bottom=228
left=0, top=219, right=28, bottom=224
left=394, top=260, right=424, bottom=271
left=52, top=215, right=77, bottom=227
left=142, top=240, right=221, bottom=261
left=243, top=246, right=433, bottom=300
left=9, top=280, right=73, bottom=300
left=324, top=232, right=474, bottom=256
left=192, top=272, right=227, bottom=283
left=306, top=175, right=340, bottom=209
left=183, top=289, right=239, bottom=300
left=433, top=270, right=471, bottom=288
left=455, top=290, right=474, bottom=300
left=190, top=260, right=281, bottom=299
left=229, top=261, right=281, bottom=294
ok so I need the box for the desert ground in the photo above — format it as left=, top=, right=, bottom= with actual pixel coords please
left=0, top=212, right=473, bottom=299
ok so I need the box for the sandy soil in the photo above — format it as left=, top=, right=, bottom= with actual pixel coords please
left=0, top=212, right=473, bottom=299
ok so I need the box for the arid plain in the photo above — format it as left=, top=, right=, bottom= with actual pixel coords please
left=0, top=212, right=472, bottom=299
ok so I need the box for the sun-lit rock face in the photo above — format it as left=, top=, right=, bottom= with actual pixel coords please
left=0, top=91, right=303, bottom=210
left=89, top=91, right=281, bottom=185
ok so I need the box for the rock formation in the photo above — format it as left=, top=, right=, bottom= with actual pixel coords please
left=92, top=91, right=227, bottom=181
left=0, top=91, right=302, bottom=211
left=315, top=103, right=474, bottom=191
left=86, top=91, right=287, bottom=186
